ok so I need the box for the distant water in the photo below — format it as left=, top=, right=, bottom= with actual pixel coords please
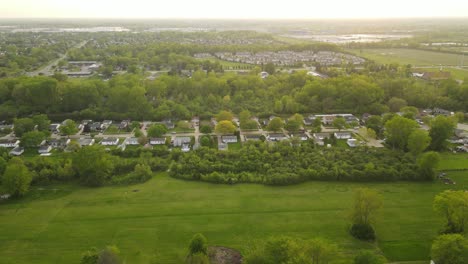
left=10, top=27, right=130, bottom=33
left=283, top=34, right=412, bottom=43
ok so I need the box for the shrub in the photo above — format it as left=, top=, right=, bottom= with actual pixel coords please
left=350, top=223, right=376, bottom=241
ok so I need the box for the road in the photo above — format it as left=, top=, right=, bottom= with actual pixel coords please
left=27, top=40, right=89, bottom=77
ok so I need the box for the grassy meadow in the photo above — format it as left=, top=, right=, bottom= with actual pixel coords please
left=0, top=153, right=467, bottom=264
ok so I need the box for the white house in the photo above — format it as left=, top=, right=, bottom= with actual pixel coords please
left=101, top=138, right=119, bottom=146
left=181, top=143, right=190, bottom=152
left=149, top=138, right=166, bottom=145
left=9, top=147, right=24, bottom=156
left=313, top=133, right=330, bottom=141
left=126, top=137, right=139, bottom=145
left=222, top=135, right=238, bottom=143
left=48, top=138, right=71, bottom=148
left=347, top=138, right=357, bottom=147
left=38, top=145, right=52, bottom=154
left=268, top=133, right=288, bottom=141
left=334, top=132, right=352, bottom=139
left=174, top=137, right=191, bottom=147
left=79, top=138, right=95, bottom=146
left=0, top=139, right=19, bottom=148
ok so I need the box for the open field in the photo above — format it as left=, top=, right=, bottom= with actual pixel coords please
left=413, top=67, right=468, bottom=80
left=0, top=154, right=467, bottom=264
left=347, top=48, right=465, bottom=66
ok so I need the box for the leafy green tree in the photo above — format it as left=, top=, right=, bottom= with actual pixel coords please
left=215, top=120, right=236, bottom=134
left=264, top=63, right=276, bottom=75
left=350, top=188, right=382, bottom=240
left=285, top=114, right=304, bottom=132
left=81, top=248, right=98, bottom=264
left=200, top=125, right=212, bottom=134
left=429, top=115, right=456, bottom=151
left=2, top=157, right=32, bottom=197
left=387, top=97, right=407, bottom=112
left=431, top=234, right=468, bottom=264
left=354, top=250, right=385, bottom=264
left=20, top=130, right=46, bottom=147
left=147, top=124, right=168, bottom=138
left=433, top=190, right=468, bottom=234
left=188, top=233, right=208, bottom=256
left=384, top=115, right=418, bottom=150
left=267, top=117, right=284, bottom=132
left=332, top=117, right=346, bottom=131
left=97, top=246, right=121, bottom=264
left=407, top=130, right=431, bottom=156
left=187, top=253, right=210, bottom=264
left=216, top=111, right=233, bottom=122
left=13, top=117, right=35, bottom=137
left=72, top=146, right=114, bottom=186
left=365, top=116, right=382, bottom=135
left=418, top=151, right=440, bottom=181
left=134, top=128, right=143, bottom=138
left=32, top=114, right=51, bottom=132
left=366, top=128, right=377, bottom=139
left=60, top=119, right=78, bottom=137
left=400, top=106, right=419, bottom=119
left=307, top=238, right=339, bottom=264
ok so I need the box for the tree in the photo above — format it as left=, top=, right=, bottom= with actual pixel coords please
left=216, top=111, right=233, bottom=122
left=431, top=234, right=468, bottom=264
left=285, top=114, right=304, bottom=132
left=366, top=128, right=377, bottom=139
left=60, top=119, right=78, bottom=137
left=433, top=190, right=468, bottom=234
left=134, top=128, right=143, bottom=138
left=147, top=124, right=168, bottom=138
left=97, top=246, right=121, bottom=264
left=429, top=115, right=456, bottom=151
left=267, top=117, right=284, bottom=132
left=350, top=188, right=382, bottom=240
left=418, top=151, right=440, bottom=180
left=387, top=97, right=407, bottom=112
left=32, top=114, right=51, bottom=132
left=365, top=116, right=382, bottom=135
left=73, top=146, right=114, bottom=186
left=13, top=117, right=35, bottom=137
left=407, top=130, right=431, bottom=156
left=307, top=238, right=339, bottom=264
left=354, top=251, right=385, bottom=264
left=200, top=125, right=212, bottom=134
left=2, top=157, right=32, bottom=197
left=264, top=63, right=276, bottom=75
left=20, top=130, right=46, bottom=147
left=215, top=120, right=236, bottom=134
left=332, top=117, right=346, bottom=131
left=81, top=248, right=98, bottom=264
left=188, top=233, right=208, bottom=256
left=400, top=106, right=418, bottom=119
left=384, top=115, right=418, bottom=150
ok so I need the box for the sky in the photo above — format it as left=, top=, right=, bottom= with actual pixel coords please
left=1, top=0, right=468, bottom=19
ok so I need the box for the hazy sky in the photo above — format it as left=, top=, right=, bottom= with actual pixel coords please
left=1, top=0, right=468, bottom=19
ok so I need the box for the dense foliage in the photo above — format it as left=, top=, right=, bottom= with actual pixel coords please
left=170, top=142, right=427, bottom=185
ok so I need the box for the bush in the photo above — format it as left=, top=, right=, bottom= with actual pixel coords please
left=111, top=164, right=153, bottom=185
left=350, top=223, right=376, bottom=241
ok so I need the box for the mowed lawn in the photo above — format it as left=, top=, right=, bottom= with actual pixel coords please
left=347, top=48, right=464, bottom=66
left=0, top=157, right=467, bottom=263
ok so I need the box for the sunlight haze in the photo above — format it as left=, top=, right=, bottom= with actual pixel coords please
left=1, top=0, right=468, bottom=19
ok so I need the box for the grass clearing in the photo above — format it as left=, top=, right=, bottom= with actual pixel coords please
left=413, top=67, right=468, bottom=80
left=347, top=48, right=465, bottom=66
left=438, top=152, right=468, bottom=171
left=1, top=165, right=467, bottom=263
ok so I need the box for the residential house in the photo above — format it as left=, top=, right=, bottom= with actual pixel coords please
left=119, top=120, right=131, bottom=130
left=102, top=120, right=113, bottom=129
left=149, top=138, right=166, bottom=145
left=421, top=71, right=451, bottom=81
left=260, top=71, right=269, bottom=79
left=334, top=132, right=352, bottom=139
left=0, top=124, right=13, bottom=133
left=181, top=143, right=190, bottom=152
left=101, top=138, right=119, bottom=146
left=9, top=147, right=24, bottom=156
left=161, top=119, right=175, bottom=129
left=222, top=135, right=238, bottom=143
left=347, top=138, right=358, bottom=147
left=48, top=138, right=71, bottom=149
left=38, top=145, right=52, bottom=154
left=49, top=123, right=61, bottom=133
left=245, top=134, right=262, bottom=141
left=293, top=133, right=309, bottom=141
left=126, top=137, right=139, bottom=145
left=433, top=108, right=452, bottom=116
left=268, top=133, right=288, bottom=141
left=89, top=122, right=104, bottom=132
left=313, top=133, right=330, bottom=141
left=174, top=137, right=191, bottom=147
left=0, top=139, right=19, bottom=148
left=79, top=138, right=95, bottom=146
left=218, top=143, right=228, bottom=151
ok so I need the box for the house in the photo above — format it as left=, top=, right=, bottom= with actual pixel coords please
left=218, top=143, right=228, bottom=151
left=313, top=133, right=330, bottom=141
left=0, top=124, right=13, bottom=133
left=49, top=123, right=61, bottom=133
left=334, top=132, right=352, bottom=139
left=119, top=120, right=131, bottom=130
left=421, top=71, right=451, bottom=81
left=181, top=143, right=190, bottom=152
left=126, top=137, right=139, bottom=145
left=433, top=108, right=452, bottom=116
left=101, top=137, right=119, bottom=146
left=245, top=134, right=262, bottom=141
left=0, top=139, right=20, bottom=148
left=79, top=138, right=95, bottom=146
left=222, top=135, right=238, bottom=143
left=161, top=119, right=175, bottom=129
left=174, top=137, right=191, bottom=147
left=9, top=147, right=24, bottom=156
left=149, top=138, right=166, bottom=145
left=48, top=138, right=71, bottom=149
left=347, top=138, right=358, bottom=147
left=89, top=122, right=104, bottom=132
left=260, top=71, right=269, bottom=79
left=293, top=133, right=309, bottom=141
left=38, top=145, right=52, bottom=154
left=303, top=116, right=315, bottom=126
left=102, top=120, right=113, bottom=128
left=268, top=133, right=288, bottom=141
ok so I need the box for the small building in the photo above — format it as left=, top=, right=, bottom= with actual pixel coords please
left=347, top=138, right=357, bottom=147
left=119, top=120, right=131, bottom=130
left=421, top=71, right=451, bottom=81
left=245, top=134, right=262, bottom=141
left=294, top=133, right=309, bottom=141
left=102, top=120, right=113, bottom=128
left=161, top=119, right=175, bottom=129
left=149, top=138, right=166, bottom=145
left=268, top=133, right=288, bottom=141
left=9, top=147, right=24, bottom=156
left=48, top=138, right=71, bottom=149
left=0, top=139, right=20, bottom=148
left=181, top=143, right=190, bottom=152
left=49, top=123, right=61, bottom=133
left=79, top=138, right=95, bottom=146
left=101, top=138, right=119, bottom=146
left=126, top=137, right=139, bottom=145
left=89, top=122, right=104, bottom=132
left=174, top=137, right=191, bottom=147
left=222, top=135, right=238, bottom=143
left=334, top=132, right=352, bottom=139
left=260, top=71, right=269, bottom=79
left=38, top=145, right=52, bottom=154
left=313, top=133, right=330, bottom=141
left=218, top=143, right=228, bottom=151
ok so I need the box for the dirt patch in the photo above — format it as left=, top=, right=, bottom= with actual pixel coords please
left=208, top=246, right=242, bottom=264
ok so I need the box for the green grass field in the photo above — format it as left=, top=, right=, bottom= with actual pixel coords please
left=348, top=48, right=465, bottom=66
left=412, top=67, right=468, bottom=80
left=0, top=154, right=467, bottom=264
